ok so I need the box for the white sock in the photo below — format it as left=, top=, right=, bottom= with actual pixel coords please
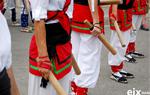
left=120, top=69, right=127, bottom=73
left=113, top=72, right=122, bottom=77
left=126, top=54, right=132, bottom=58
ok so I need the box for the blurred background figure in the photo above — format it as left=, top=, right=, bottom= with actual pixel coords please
left=20, top=0, right=33, bottom=33
left=2, top=0, right=20, bottom=26
left=140, top=0, right=149, bottom=31
left=0, top=1, right=20, bottom=95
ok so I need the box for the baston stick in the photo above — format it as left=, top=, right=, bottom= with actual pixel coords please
left=84, top=20, right=117, bottom=55
left=114, top=21, right=126, bottom=47
left=48, top=71, right=67, bottom=95
left=71, top=55, right=81, bottom=75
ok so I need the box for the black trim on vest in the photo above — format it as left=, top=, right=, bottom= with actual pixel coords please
left=74, top=0, right=89, bottom=5
left=118, top=0, right=135, bottom=10
left=0, top=68, right=11, bottom=95
left=45, top=22, right=71, bottom=65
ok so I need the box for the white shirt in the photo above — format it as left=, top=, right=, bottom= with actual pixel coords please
left=0, top=12, right=12, bottom=72
left=29, top=0, right=74, bottom=21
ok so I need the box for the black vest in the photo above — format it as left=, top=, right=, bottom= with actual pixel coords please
left=118, top=0, right=135, bottom=10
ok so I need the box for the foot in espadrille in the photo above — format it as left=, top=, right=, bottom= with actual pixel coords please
left=120, top=70, right=135, bottom=79
left=110, top=72, right=128, bottom=84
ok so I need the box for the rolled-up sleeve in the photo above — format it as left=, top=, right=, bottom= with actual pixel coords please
left=66, top=0, right=74, bottom=19
left=29, top=0, right=49, bottom=21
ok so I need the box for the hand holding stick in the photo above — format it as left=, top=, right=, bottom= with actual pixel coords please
left=84, top=20, right=117, bottom=55
left=38, top=68, right=67, bottom=95
left=35, top=57, right=67, bottom=95
left=34, top=20, right=67, bottom=95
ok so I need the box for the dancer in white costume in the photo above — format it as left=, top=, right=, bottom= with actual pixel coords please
left=0, top=3, right=20, bottom=95
left=71, top=0, right=104, bottom=94
left=126, top=0, right=148, bottom=59
left=28, top=0, right=74, bottom=95
left=108, top=0, right=135, bottom=84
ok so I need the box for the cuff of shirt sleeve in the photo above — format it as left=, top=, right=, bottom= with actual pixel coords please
left=32, top=7, right=47, bottom=21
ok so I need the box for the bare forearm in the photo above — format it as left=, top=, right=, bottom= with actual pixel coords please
left=111, top=4, right=118, bottom=20
left=34, top=20, right=48, bottom=57
left=88, top=0, right=99, bottom=24
left=7, top=67, right=20, bottom=95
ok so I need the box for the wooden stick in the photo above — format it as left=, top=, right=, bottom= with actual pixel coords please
left=114, top=21, right=126, bottom=47
left=49, top=71, right=67, bottom=95
left=100, top=0, right=123, bottom=5
left=72, top=55, right=81, bottom=75
left=84, top=20, right=117, bottom=55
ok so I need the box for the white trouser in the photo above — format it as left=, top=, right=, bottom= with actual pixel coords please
left=0, top=12, right=12, bottom=72
left=130, top=15, right=143, bottom=42
left=6, top=0, right=16, bottom=9
left=71, top=31, right=102, bottom=88
left=108, top=29, right=131, bottom=66
left=28, top=71, right=72, bottom=95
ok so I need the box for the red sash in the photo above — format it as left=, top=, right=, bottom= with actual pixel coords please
left=47, top=0, right=71, bottom=35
